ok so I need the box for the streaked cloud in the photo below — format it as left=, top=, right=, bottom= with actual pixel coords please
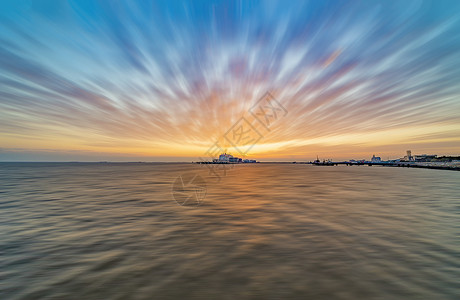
left=0, top=0, right=459, bottom=161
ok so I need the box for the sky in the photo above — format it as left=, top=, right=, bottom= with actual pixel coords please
left=1, top=0, right=460, bottom=162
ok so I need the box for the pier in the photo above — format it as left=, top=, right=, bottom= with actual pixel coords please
left=311, top=161, right=460, bottom=171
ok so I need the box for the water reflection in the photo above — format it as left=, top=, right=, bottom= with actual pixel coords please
left=0, top=163, right=458, bottom=299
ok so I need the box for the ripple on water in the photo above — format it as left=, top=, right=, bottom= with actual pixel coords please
left=0, top=163, right=459, bottom=299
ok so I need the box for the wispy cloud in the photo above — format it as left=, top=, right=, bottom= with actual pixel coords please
left=1, top=0, right=459, bottom=161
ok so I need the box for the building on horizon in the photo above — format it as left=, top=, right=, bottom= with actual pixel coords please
left=218, top=153, right=233, bottom=162
left=402, top=150, right=414, bottom=161
left=371, top=155, right=381, bottom=162
left=400, top=150, right=438, bottom=162
left=414, top=154, right=437, bottom=162
left=214, top=153, right=257, bottom=163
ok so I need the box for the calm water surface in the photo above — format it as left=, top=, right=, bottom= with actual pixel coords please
left=0, top=163, right=459, bottom=299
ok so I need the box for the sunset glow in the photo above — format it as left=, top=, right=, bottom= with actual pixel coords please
left=1, top=1, right=460, bottom=161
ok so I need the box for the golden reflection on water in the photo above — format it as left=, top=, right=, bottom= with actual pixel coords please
left=0, top=163, right=459, bottom=299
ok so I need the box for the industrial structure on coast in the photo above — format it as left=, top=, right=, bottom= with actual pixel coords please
left=312, top=150, right=460, bottom=171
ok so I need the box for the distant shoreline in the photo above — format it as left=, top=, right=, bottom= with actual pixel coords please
left=1, top=161, right=459, bottom=171
left=309, top=161, right=460, bottom=171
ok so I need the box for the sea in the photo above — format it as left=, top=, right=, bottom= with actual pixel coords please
left=0, top=162, right=459, bottom=299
